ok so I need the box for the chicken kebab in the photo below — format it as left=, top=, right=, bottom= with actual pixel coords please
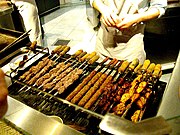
left=111, top=62, right=162, bottom=122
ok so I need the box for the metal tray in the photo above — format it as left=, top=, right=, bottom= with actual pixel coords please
left=0, top=28, right=30, bottom=65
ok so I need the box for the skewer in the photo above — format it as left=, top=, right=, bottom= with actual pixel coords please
left=65, top=57, right=109, bottom=101
left=51, top=53, right=101, bottom=95
left=38, top=67, right=82, bottom=109
left=78, top=59, right=119, bottom=107
left=19, top=51, right=100, bottom=109
left=16, top=48, right=84, bottom=109
left=121, top=63, right=156, bottom=118
left=85, top=69, right=118, bottom=110
left=90, top=60, right=130, bottom=112
left=34, top=50, right=92, bottom=108
left=27, top=55, right=68, bottom=87
left=111, top=60, right=152, bottom=116
left=69, top=58, right=117, bottom=104
left=103, top=60, right=142, bottom=114
left=42, top=51, right=90, bottom=91
left=36, top=49, right=84, bottom=88
left=19, top=45, right=70, bottom=83
left=17, top=46, right=72, bottom=96
left=132, top=64, right=162, bottom=122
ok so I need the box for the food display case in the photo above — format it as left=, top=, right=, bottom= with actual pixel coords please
left=1, top=32, right=179, bottom=134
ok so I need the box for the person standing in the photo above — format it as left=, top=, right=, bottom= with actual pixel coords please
left=90, top=0, right=167, bottom=63
left=11, top=0, right=43, bottom=46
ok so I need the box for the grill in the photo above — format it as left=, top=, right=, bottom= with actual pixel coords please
left=7, top=45, right=166, bottom=135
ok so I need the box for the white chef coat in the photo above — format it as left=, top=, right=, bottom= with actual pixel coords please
left=11, top=0, right=42, bottom=46
left=90, top=0, right=167, bottom=63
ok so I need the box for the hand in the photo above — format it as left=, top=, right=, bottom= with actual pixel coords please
left=0, top=1, right=12, bottom=7
left=0, top=69, right=8, bottom=118
left=116, top=14, right=140, bottom=30
left=100, top=6, right=119, bottom=27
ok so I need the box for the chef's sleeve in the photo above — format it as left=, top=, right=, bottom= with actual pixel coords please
left=149, top=0, right=167, bottom=17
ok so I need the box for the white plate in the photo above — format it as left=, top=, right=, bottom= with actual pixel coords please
left=9, top=53, right=34, bottom=70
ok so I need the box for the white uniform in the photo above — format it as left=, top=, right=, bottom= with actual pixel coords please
left=91, top=0, right=167, bottom=63
left=11, top=0, right=42, bottom=46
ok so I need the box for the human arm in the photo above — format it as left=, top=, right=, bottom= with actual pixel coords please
left=116, top=0, right=167, bottom=30
left=116, top=7, right=162, bottom=30
left=0, top=69, right=8, bottom=118
left=91, top=0, right=167, bottom=30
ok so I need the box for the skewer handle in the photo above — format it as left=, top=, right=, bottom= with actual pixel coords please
left=110, top=58, right=119, bottom=67
left=86, top=51, right=97, bottom=60
left=80, top=53, right=90, bottom=62
left=118, top=60, right=129, bottom=73
left=71, top=49, right=83, bottom=58
left=88, top=55, right=100, bottom=64
left=107, top=58, right=117, bottom=67
left=146, top=63, right=155, bottom=74
left=128, top=58, right=139, bottom=71
left=29, top=41, right=37, bottom=51
left=140, top=59, right=151, bottom=73
left=76, top=51, right=87, bottom=60
left=51, top=45, right=63, bottom=54
left=59, top=46, right=70, bottom=56
left=152, top=64, right=162, bottom=77
left=100, top=57, right=109, bottom=65
left=134, top=63, right=142, bottom=73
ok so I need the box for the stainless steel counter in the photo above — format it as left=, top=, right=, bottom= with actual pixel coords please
left=4, top=96, right=84, bottom=135
left=157, top=50, right=180, bottom=135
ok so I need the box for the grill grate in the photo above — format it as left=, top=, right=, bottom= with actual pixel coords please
left=7, top=46, right=167, bottom=135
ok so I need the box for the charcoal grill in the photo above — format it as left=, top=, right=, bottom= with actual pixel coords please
left=7, top=46, right=167, bottom=135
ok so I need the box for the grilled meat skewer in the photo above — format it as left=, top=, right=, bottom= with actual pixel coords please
left=27, top=46, right=73, bottom=85
left=78, top=72, right=109, bottom=107
left=112, top=60, right=152, bottom=116
left=77, top=60, right=118, bottom=106
left=27, top=59, right=55, bottom=85
left=120, top=63, right=156, bottom=117
left=84, top=59, right=129, bottom=110
left=19, top=57, right=50, bottom=80
left=35, top=49, right=84, bottom=87
left=17, top=46, right=71, bottom=94
left=131, top=64, right=162, bottom=122
left=84, top=70, right=117, bottom=109
left=35, top=62, right=65, bottom=86
left=92, top=59, right=140, bottom=114
left=51, top=52, right=100, bottom=94
left=19, top=45, right=70, bottom=82
left=65, top=57, right=109, bottom=101
left=69, top=58, right=116, bottom=104
left=39, top=63, right=71, bottom=87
